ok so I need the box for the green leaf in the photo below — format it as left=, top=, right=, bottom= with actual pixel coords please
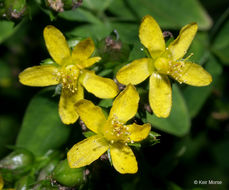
left=205, top=55, right=223, bottom=77
left=15, top=174, right=36, bottom=190
left=212, top=19, right=229, bottom=65
left=0, top=60, right=12, bottom=87
left=126, top=0, right=212, bottom=30
left=82, top=0, right=113, bottom=12
left=111, top=23, right=138, bottom=44
left=146, top=84, right=190, bottom=137
left=182, top=32, right=222, bottom=118
left=0, top=20, right=15, bottom=44
left=128, top=41, right=146, bottom=61
left=108, top=0, right=136, bottom=21
left=0, top=116, right=19, bottom=158
left=183, top=55, right=222, bottom=118
left=213, top=140, right=229, bottom=169
left=58, top=8, right=102, bottom=24
left=143, top=131, right=161, bottom=146
left=68, top=22, right=138, bottom=43
left=82, top=131, right=96, bottom=138
left=168, top=182, right=183, bottom=190
left=96, top=34, right=131, bottom=63
left=39, top=6, right=56, bottom=21
left=52, top=159, right=85, bottom=187
left=183, top=86, right=212, bottom=119
left=67, top=23, right=112, bottom=40
left=186, top=33, right=209, bottom=64
left=40, top=58, right=58, bottom=66
left=97, top=69, right=113, bottom=77
left=98, top=99, right=113, bottom=108
left=16, top=88, right=71, bottom=156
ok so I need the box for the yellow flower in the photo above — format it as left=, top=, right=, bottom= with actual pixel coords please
left=19, top=25, right=119, bottom=124
left=116, top=15, right=212, bottom=118
left=67, top=84, right=151, bottom=174
left=0, top=174, right=3, bottom=190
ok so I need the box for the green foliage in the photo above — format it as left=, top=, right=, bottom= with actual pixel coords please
left=183, top=55, right=222, bottom=118
left=16, top=88, right=71, bottom=156
left=58, top=8, right=102, bottom=24
left=0, top=0, right=228, bottom=189
left=0, top=20, right=15, bottom=43
left=67, top=23, right=112, bottom=41
left=15, top=174, right=35, bottom=190
left=212, top=15, right=229, bottom=64
left=82, top=0, right=113, bottom=12
left=98, top=99, right=113, bottom=108
left=147, top=84, right=190, bottom=136
left=52, top=159, right=85, bottom=187
left=0, top=148, right=34, bottom=170
left=0, top=116, right=19, bottom=158
left=124, top=0, right=212, bottom=30
left=108, top=0, right=136, bottom=21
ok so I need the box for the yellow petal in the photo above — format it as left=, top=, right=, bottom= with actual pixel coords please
left=168, top=23, right=198, bottom=61
left=43, top=25, right=70, bottom=64
left=0, top=174, right=3, bottom=190
left=81, top=71, right=119, bottom=99
left=72, top=38, right=95, bottom=61
left=67, top=135, right=109, bottom=168
left=116, top=58, right=152, bottom=85
left=19, top=65, right=59, bottom=87
left=109, top=84, right=139, bottom=123
left=139, top=15, right=165, bottom=58
left=75, top=99, right=106, bottom=133
left=110, top=144, right=138, bottom=174
left=127, top=123, right=151, bottom=142
left=172, top=62, right=212, bottom=86
left=149, top=72, right=172, bottom=118
left=76, top=57, right=101, bottom=69
left=59, top=83, right=84, bottom=124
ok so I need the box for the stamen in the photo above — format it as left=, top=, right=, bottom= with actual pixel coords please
left=109, top=115, right=131, bottom=144
left=183, top=53, right=194, bottom=62
left=54, top=65, right=79, bottom=93
left=167, top=61, right=185, bottom=82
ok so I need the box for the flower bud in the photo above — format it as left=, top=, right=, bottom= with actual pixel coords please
left=37, top=159, right=59, bottom=181
left=52, top=159, right=85, bottom=187
left=97, top=34, right=130, bottom=63
left=62, top=0, right=81, bottom=10
left=0, top=148, right=34, bottom=170
left=3, top=0, right=26, bottom=19
left=45, top=0, right=64, bottom=12
left=45, top=0, right=82, bottom=12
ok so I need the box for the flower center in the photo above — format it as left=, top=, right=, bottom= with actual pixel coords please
left=154, top=51, right=194, bottom=83
left=103, top=115, right=132, bottom=145
left=154, top=57, right=186, bottom=83
left=52, top=57, right=82, bottom=93
left=154, top=57, right=171, bottom=74
left=55, top=64, right=80, bottom=93
left=167, top=61, right=185, bottom=83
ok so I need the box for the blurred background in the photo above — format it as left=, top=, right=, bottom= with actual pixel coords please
left=0, top=0, right=228, bottom=189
